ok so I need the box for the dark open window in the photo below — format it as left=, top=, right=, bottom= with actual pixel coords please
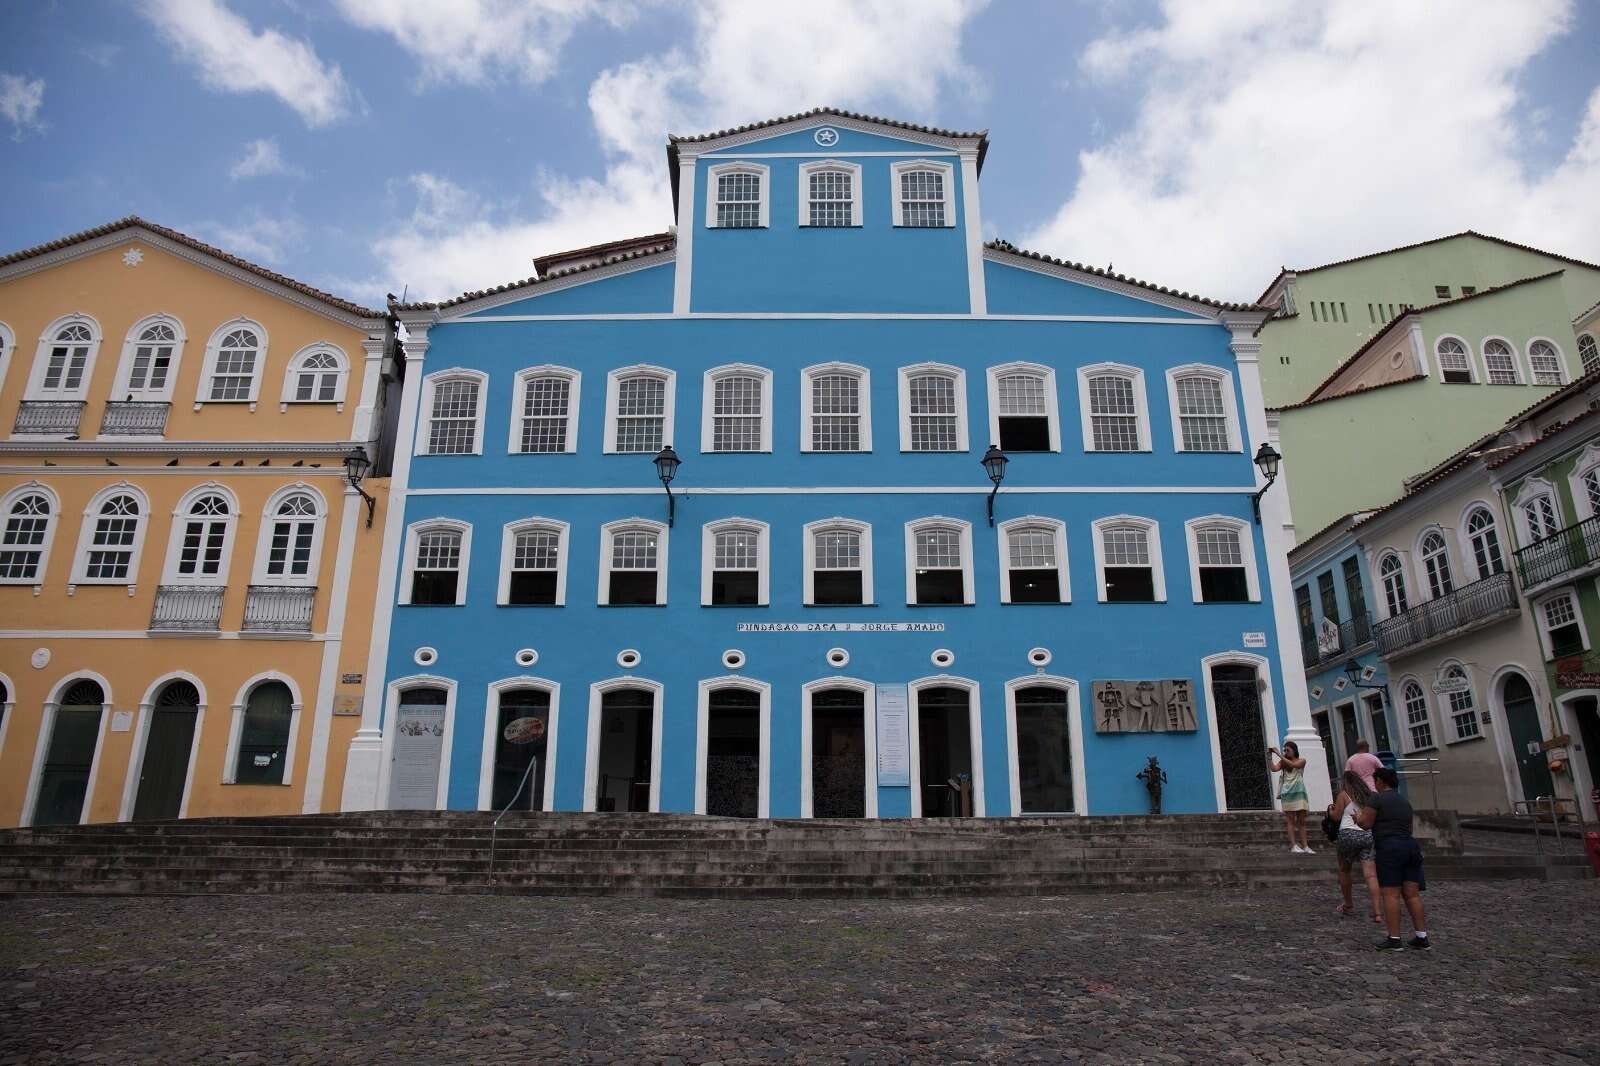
left=998, top=416, right=1050, bottom=451
left=508, top=528, right=559, bottom=605
left=1105, top=566, right=1154, bottom=602
left=1200, top=568, right=1250, bottom=603
left=814, top=570, right=862, bottom=605
left=609, top=571, right=657, bottom=605
left=510, top=571, right=557, bottom=605
left=606, top=528, right=660, bottom=606
left=711, top=528, right=760, bottom=605
left=913, top=527, right=965, bottom=605
left=1009, top=569, right=1060, bottom=602
left=410, top=529, right=461, bottom=605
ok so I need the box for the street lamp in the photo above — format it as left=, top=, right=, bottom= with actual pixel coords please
left=1250, top=441, right=1281, bottom=525
left=981, top=444, right=1009, bottom=526
left=653, top=445, right=681, bottom=527
left=1343, top=659, right=1384, bottom=690
left=344, top=447, right=376, bottom=528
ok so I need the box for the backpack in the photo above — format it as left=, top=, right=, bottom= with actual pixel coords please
left=1320, top=809, right=1340, bottom=843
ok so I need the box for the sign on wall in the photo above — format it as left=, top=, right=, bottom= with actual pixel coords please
left=737, top=622, right=945, bottom=633
left=1316, top=618, right=1341, bottom=656
left=874, top=684, right=911, bottom=786
left=1093, top=680, right=1199, bottom=734
left=1242, top=632, right=1268, bottom=648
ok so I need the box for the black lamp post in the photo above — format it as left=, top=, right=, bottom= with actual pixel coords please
left=981, top=444, right=1009, bottom=526
left=1343, top=658, right=1384, bottom=690
left=344, top=447, right=376, bottom=528
left=653, top=445, right=681, bottom=527
left=1250, top=441, right=1282, bottom=524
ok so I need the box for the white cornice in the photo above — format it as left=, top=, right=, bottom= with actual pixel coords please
left=433, top=253, right=675, bottom=320
left=671, top=115, right=980, bottom=158
left=0, top=440, right=361, bottom=457
left=982, top=248, right=1231, bottom=321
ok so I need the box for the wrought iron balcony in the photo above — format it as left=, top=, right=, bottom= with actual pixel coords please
left=1374, top=571, right=1518, bottom=658
left=1300, top=614, right=1375, bottom=670
left=13, top=400, right=84, bottom=436
left=242, top=585, right=316, bottom=633
left=1514, top=513, right=1600, bottom=592
left=99, top=400, right=170, bottom=436
left=149, top=585, right=225, bottom=631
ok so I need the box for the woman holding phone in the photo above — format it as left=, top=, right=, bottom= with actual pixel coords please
left=1268, top=741, right=1314, bottom=853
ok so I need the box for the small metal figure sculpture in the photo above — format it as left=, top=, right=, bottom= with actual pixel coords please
left=1136, top=755, right=1168, bottom=815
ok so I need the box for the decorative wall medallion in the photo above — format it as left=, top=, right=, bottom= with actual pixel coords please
left=515, top=648, right=538, bottom=668
left=1309, top=685, right=1324, bottom=700
left=930, top=648, right=955, bottom=668
left=413, top=646, right=437, bottom=667
left=813, top=127, right=839, bottom=147
left=617, top=649, right=641, bottom=669
left=1027, top=647, right=1052, bottom=668
left=1092, top=680, right=1198, bottom=734
left=122, top=248, right=144, bottom=267
left=1333, top=677, right=1348, bottom=691
left=826, top=647, right=849, bottom=668
left=721, top=649, right=745, bottom=670
left=30, top=647, right=50, bottom=669
left=1361, top=665, right=1377, bottom=682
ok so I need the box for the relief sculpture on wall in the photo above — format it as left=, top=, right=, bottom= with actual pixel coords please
left=1093, top=680, right=1198, bottom=734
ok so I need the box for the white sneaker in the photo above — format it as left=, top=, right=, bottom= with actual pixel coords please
left=1291, top=845, right=1305, bottom=853
left=1303, top=846, right=1316, bottom=855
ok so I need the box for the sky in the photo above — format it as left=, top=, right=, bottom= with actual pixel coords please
left=1, top=0, right=1597, bottom=308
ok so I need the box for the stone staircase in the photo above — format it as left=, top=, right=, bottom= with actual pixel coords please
left=0, top=811, right=1589, bottom=898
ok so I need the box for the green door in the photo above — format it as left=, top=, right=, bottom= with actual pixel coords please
left=33, top=680, right=105, bottom=826
left=133, top=681, right=200, bottom=821
left=1502, top=673, right=1554, bottom=802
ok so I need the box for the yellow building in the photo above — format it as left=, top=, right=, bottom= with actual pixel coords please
left=0, top=218, right=393, bottom=826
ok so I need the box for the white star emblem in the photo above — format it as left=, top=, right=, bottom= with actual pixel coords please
left=122, top=248, right=144, bottom=267
left=814, top=127, right=838, bottom=146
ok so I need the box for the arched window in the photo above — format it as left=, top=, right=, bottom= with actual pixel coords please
left=116, top=317, right=183, bottom=398
left=599, top=521, right=667, bottom=606
left=1439, top=665, right=1480, bottom=741
left=404, top=523, right=468, bottom=606
left=0, top=487, right=56, bottom=583
left=1400, top=680, right=1434, bottom=751
left=1167, top=367, right=1240, bottom=452
left=1581, top=466, right=1600, bottom=520
left=1521, top=490, right=1560, bottom=542
left=205, top=325, right=263, bottom=401
left=1482, top=339, right=1519, bottom=385
left=702, top=366, right=772, bottom=453
left=989, top=364, right=1060, bottom=452
left=999, top=518, right=1069, bottom=604
left=1435, top=337, right=1472, bottom=383
left=499, top=520, right=566, bottom=606
left=168, top=492, right=233, bottom=582
left=1527, top=340, right=1564, bottom=386
left=605, top=366, right=675, bottom=454
left=805, top=519, right=872, bottom=606
left=1578, top=333, right=1599, bottom=376
left=282, top=346, right=348, bottom=406
left=1465, top=508, right=1504, bottom=579
left=906, top=519, right=972, bottom=605
left=1419, top=531, right=1453, bottom=599
left=703, top=520, right=768, bottom=606
left=1079, top=365, right=1150, bottom=452
left=891, top=160, right=954, bottom=227
left=420, top=371, right=486, bottom=455
left=27, top=317, right=100, bottom=400
left=1378, top=553, right=1409, bottom=617
left=800, top=161, right=861, bottom=227
left=1186, top=518, right=1257, bottom=603
left=233, top=680, right=294, bottom=785
left=510, top=367, right=579, bottom=454
left=707, top=163, right=768, bottom=229
left=802, top=363, right=869, bottom=452
left=900, top=365, right=967, bottom=452
left=1093, top=516, right=1164, bottom=602
left=259, top=492, right=322, bottom=583
left=74, top=490, right=145, bottom=583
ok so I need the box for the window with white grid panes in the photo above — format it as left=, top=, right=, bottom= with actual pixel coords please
left=908, top=374, right=959, bottom=451
left=711, top=375, right=763, bottom=452
left=509, top=527, right=560, bottom=605
left=1194, top=525, right=1249, bottom=602
left=607, top=528, right=661, bottom=605
left=996, top=373, right=1050, bottom=451
left=1440, top=667, right=1480, bottom=740
left=1402, top=681, right=1434, bottom=750
left=810, top=372, right=862, bottom=451
left=716, top=171, right=762, bottom=228
left=1101, top=524, right=1155, bottom=602
left=1528, top=340, right=1563, bottom=386
left=41, top=324, right=93, bottom=395
left=0, top=494, right=51, bottom=581
left=899, top=169, right=946, bottom=227
left=812, top=527, right=863, bottom=605
left=1379, top=554, right=1408, bottom=616
left=85, top=495, right=140, bottom=580
left=1088, top=374, right=1141, bottom=452
left=1522, top=493, right=1559, bottom=541
left=913, top=527, right=964, bottom=604
left=808, top=169, right=853, bottom=227
left=1482, top=339, right=1519, bottom=385
left=427, top=378, right=480, bottom=454
left=208, top=329, right=259, bottom=401
left=1420, top=532, right=1453, bottom=599
left=1436, top=338, right=1472, bottom=383
left=711, top=528, right=760, bottom=605
left=176, top=495, right=229, bottom=579
left=614, top=375, right=666, bottom=453
left=265, top=495, right=318, bottom=581
left=1579, top=334, right=1599, bottom=376
left=128, top=324, right=176, bottom=393
left=294, top=352, right=341, bottom=402
left=1541, top=593, right=1584, bottom=658
left=518, top=376, right=571, bottom=453
left=1005, top=526, right=1060, bottom=603
left=411, top=529, right=462, bottom=605
left=1584, top=469, right=1600, bottom=518
left=1175, top=375, right=1230, bottom=451
left=1466, top=508, right=1504, bottom=578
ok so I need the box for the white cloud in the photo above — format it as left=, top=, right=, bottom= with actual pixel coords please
left=192, top=213, right=307, bottom=265
left=80, top=43, right=122, bottom=69
left=1023, top=0, right=1600, bottom=302
left=229, top=138, right=301, bottom=180
left=374, top=0, right=989, bottom=299
left=0, top=73, right=45, bottom=139
left=142, top=0, right=357, bottom=127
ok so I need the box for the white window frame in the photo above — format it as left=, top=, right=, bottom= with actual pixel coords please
left=903, top=516, right=975, bottom=606
left=1534, top=589, right=1590, bottom=661
left=1456, top=501, right=1507, bottom=580
left=598, top=518, right=670, bottom=606
left=1435, top=660, right=1483, bottom=744
left=506, top=365, right=580, bottom=455
left=1375, top=549, right=1411, bottom=619
left=279, top=343, right=350, bottom=411
left=111, top=314, right=186, bottom=402
left=399, top=517, right=473, bottom=606
left=1512, top=477, right=1564, bottom=547
left=1396, top=676, right=1437, bottom=753
left=798, top=159, right=863, bottom=227
left=1003, top=675, right=1087, bottom=815
left=1525, top=336, right=1569, bottom=387
left=1183, top=515, right=1260, bottom=603
left=0, top=321, right=15, bottom=397
left=1415, top=525, right=1456, bottom=600
left=0, top=481, right=60, bottom=587
left=20, top=672, right=112, bottom=826
left=802, top=518, right=874, bottom=606
left=996, top=516, right=1070, bottom=604
left=194, top=317, right=268, bottom=408
left=584, top=677, right=665, bottom=813
left=24, top=313, right=103, bottom=402
left=897, top=363, right=969, bottom=453
left=414, top=368, right=489, bottom=457
left=799, top=677, right=878, bottom=818
left=1433, top=333, right=1477, bottom=383
left=906, top=676, right=987, bottom=817
left=1090, top=514, right=1166, bottom=602
left=695, top=676, right=772, bottom=817
left=1567, top=442, right=1600, bottom=522
left=1077, top=363, right=1152, bottom=452
left=160, top=483, right=241, bottom=586
left=497, top=518, right=569, bottom=606
left=705, top=161, right=770, bottom=229
left=1479, top=334, right=1524, bottom=385
left=986, top=362, right=1061, bottom=453
left=1578, top=332, right=1599, bottom=376
left=478, top=677, right=562, bottom=813
left=69, top=482, right=151, bottom=587
left=700, top=518, right=770, bottom=607
left=700, top=364, right=773, bottom=454
left=603, top=365, right=677, bottom=455
left=889, top=159, right=956, bottom=228
left=800, top=362, right=871, bottom=454
left=249, top=484, right=329, bottom=587
left=1164, top=364, right=1242, bottom=453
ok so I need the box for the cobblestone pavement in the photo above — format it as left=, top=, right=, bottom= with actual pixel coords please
left=2, top=881, right=1596, bottom=1065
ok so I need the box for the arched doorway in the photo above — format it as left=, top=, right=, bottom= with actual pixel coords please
left=133, top=680, right=200, bottom=821
left=914, top=686, right=975, bottom=816
left=388, top=685, right=446, bottom=809
left=236, top=681, right=295, bottom=786
left=1500, top=673, right=1554, bottom=802
left=491, top=688, right=550, bottom=812
left=1210, top=663, right=1272, bottom=810
left=33, top=679, right=105, bottom=826
left=595, top=687, right=655, bottom=813
left=1012, top=685, right=1075, bottom=814
left=811, top=688, right=867, bottom=818
left=704, top=686, right=761, bottom=818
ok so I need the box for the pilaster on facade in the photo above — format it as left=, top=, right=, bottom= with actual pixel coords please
left=959, top=148, right=986, bottom=316
left=351, top=332, right=388, bottom=444
left=673, top=152, right=698, bottom=315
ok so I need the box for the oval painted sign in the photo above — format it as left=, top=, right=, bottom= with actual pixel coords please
left=503, top=716, right=546, bottom=744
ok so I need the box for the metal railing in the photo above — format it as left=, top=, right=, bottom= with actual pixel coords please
left=1374, top=571, right=1517, bottom=657
left=1300, top=614, right=1375, bottom=669
left=149, top=585, right=225, bottom=631
left=98, top=400, right=170, bottom=436
left=241, top=585, right=316, bottom=632
left=1392, top=754, right=1441, bottom=810
left=1514, top=513, right=1600, bottom=590
left=1512, top=796, right=1587, bottom=856
left=13, top=400, right=84, bottom=435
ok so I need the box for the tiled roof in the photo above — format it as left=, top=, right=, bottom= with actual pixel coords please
left=1576, top=295, right=1600, bottom=328
left=532, top=232, right=675, bottom=278
left=393, top=235, right=676, bottom=312
left=668, top=106, right=987, bottom=146
left=983, top=240, right=1266, bottom=313
left=1486, top=403, right=1600, bottom=471
left=0, top=215, right=386, bottom=319
left=1269, top=374, right=1422, bottom=413
left=1289, top=509, right=1379, bottom=562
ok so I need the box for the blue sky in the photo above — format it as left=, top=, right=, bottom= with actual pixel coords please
left=1, top=1, right=1597, bottom=306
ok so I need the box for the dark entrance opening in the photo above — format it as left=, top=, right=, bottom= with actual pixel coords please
left=492, top=688, right=550, bottom=811
left=1364, top=692, right=1393, bottom=753
left=34, top=679, right=105, bottom=827
left=1572, top=696, right=1600, bottom=806
left=1211, top=664, right=1272, bottom=810
left=1338, top=703, right=1361, bottom=763
left=596, top=688, right=653, bottom=812
left=1014, top=686, right=1074, bottom=813
left=133, top=680, right=199, bottom=821
left=916, top=686, right=974, bottom=816
left=1502, top=673, right=1554, bottom=803
left=706, top=688, right=761, bottom=817
left=1312, top=709, right=1337, bottom=789
left=812, top=689, right=866, bottom=818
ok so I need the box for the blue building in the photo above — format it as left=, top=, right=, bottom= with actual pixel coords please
left=339, top=109, right=1328, bottom=819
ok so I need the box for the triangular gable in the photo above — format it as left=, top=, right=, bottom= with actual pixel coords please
left=982, top=244, right=1255, bottom=320
left=456, top=255, right=674, bottom=318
